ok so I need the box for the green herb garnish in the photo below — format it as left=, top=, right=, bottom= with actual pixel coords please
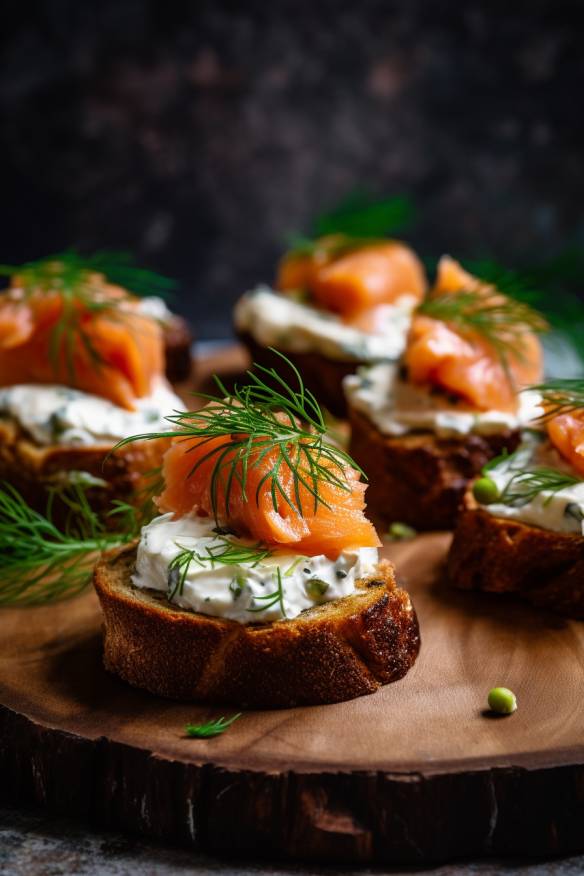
left=185, top=713, right=242, bottom=738
left=114, top=350, right=364, bottom=523
left=313, top=192, right=415, bottom=239
left=247, top=566, right=286, bottom=617
left=168, top=537, right=273, bottom=600
left=418, top=286, right=548, bottom=384
left=499, top=467, right=581, bottom=507
left=528, top=379, right=584, bottom=421
left=458, top=255, right=584, bottom=370
left=0, top=249, right=175, bottom=299
left=286, top=193, right=415, bottom=259
left=0, top=481, right=138, bottom=606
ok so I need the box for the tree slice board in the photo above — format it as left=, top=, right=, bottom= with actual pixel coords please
left=0, top=346, right=583, bottom=865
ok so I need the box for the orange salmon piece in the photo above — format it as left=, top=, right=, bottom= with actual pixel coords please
left=547, top=413, right=584, bottom=477
left=158, top=430, right=380, bottom=559
left=277, top=238, right=426, bottom=319
left=405, top=257, right=543, bottom=412
left=0, top=286, right=164, bottom=410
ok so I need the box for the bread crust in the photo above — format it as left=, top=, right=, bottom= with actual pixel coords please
left=448, top=497, right=584, bottom=619
left=239, top=331, right=365, bottom=418
left=348, top=407, right=520, bottom=531
left=162, top=315, right=193, bottom=384
left=93, top=547, right=420, bottom=708
left=0, top=417, right=167, bottom=518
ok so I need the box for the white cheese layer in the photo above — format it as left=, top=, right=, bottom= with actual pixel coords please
left=0, top=379, right=182, bottom=446
left=132, top=513, right=379, bottom=624
left=482, top=442, right=584, bottom=535
left=135, top=296, right=174, bottom=325
left=344, top=363, right=544, bottom=438
left=234, top=285, right=417, bottom=362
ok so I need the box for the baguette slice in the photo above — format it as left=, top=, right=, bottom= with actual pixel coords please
left=94, top=546, right=420, bottom=708
left=0, top=417, right=166, bottom=519
left=348, top=407, right=520, bottom=531
left=162, top=315, right=193, bottom=384
left=239, top=330, right=365, bottom=418
left=448, top=495, right=584, bottom=619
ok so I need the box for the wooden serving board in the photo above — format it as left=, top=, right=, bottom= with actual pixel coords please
left=0, top=346, right=583, bottom=865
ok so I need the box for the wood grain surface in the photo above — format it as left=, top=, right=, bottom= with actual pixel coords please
left=0, top=346, right=583, bottom=865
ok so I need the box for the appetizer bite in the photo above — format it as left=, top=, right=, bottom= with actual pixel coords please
left=234, top=235, right=426, bottom=416
left=345, top=257, right=548, bottom=530
left=448, top=379, right=584, bottom=618
left=0, top=252, right=184, bottom=515
left=94, top=356, right=420, bottom=708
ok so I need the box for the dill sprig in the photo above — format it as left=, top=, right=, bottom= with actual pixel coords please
left=418, top=287, right=548, bottom=382
left=0, top=249, right=175, bottom=299
left=0, top=250, right=175, bottom=382
left=168, top=537, right=273, bottom=600
left=313, top=193, right=415, bottom=239
left=246, top=566, right=286, bottom=617
left=0, top=481, right=138, bottom=607
left=528, top=379, right=584, bottom=421
left=458, top=255, right=584, bottom=370
left=287, top=193, right=415, bottom=258
left=185, top=713, right=242, bottom=738
left=115, top=351, right=364, bottom=522
left=499, top=467, right=581, bottom=508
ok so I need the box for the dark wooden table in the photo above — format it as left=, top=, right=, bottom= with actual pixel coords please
left=1, top=806, right=583, bottom=876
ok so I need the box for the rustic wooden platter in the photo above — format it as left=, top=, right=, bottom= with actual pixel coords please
left=0, top=346, right=583, bottom=865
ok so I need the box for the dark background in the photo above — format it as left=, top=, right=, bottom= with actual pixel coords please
left=1, top=0, right=583, bottom=338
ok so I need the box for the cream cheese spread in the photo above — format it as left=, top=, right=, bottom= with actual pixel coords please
left=344, top=363, right=544, bottom=438
left=482, top=440, right=584, bottom=535
left=135, top=296, right=174, bottom=324
left=0, top=379, right=182, bottom=446
left=234, top=285, right=417, bottom=362
left=132, top=513, right=379, bottom=623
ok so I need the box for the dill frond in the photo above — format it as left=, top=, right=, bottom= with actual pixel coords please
left=419, top=286, right=548, bottom=382
left=0, top=480, right=138, bottom=607
left=168, top=537, right=273, bottom=600
left=528, top=379, right=584, bottom=421
left=499, top=467, right=581, bottom=507
left=114, top=351, right=364, bottom=522
left=286, top=193, right=415, bottom=258
left=185, top=713, right=242, bottom=738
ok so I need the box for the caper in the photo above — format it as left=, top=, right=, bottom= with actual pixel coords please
left=229, top=576, right=244, bottom=600
left=473, top=477, right=500, bottom=505
left=305, top=578, right=329, bottom=600
left=487, top=687, right=517, bottom=715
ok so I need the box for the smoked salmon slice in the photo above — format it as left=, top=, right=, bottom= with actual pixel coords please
left=0, top=278, right=164, bottom=410
left=157, top=425, right=380, bottom=559
left=277, top=236, right=426, bottom=320
left=405, top=257, right=544, bottom=412
left=547, top=413, right=584, bottom=477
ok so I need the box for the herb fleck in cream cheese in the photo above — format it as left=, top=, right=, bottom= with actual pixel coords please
left=132, top=513, right=379, bottom=623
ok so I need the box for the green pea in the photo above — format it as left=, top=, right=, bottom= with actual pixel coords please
left=305, top=578, right=329, bottom=601
left=487, top=687, right=517, bottom=715
left=387, top=522, right=417, bottom=541
left=473, top=477, right=500, bottom=505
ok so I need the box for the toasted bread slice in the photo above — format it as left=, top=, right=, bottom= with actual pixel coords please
left=348, top=407, right=520, bottom=531
left=94, top=547, right=420, bottom=708
left=0, top=417, right=167, bottom=518
left=162, top=315, right=193, bottom=384
left=239, top=331, right=365, bottom=418
left=448, top=494, right=584, bottom=618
